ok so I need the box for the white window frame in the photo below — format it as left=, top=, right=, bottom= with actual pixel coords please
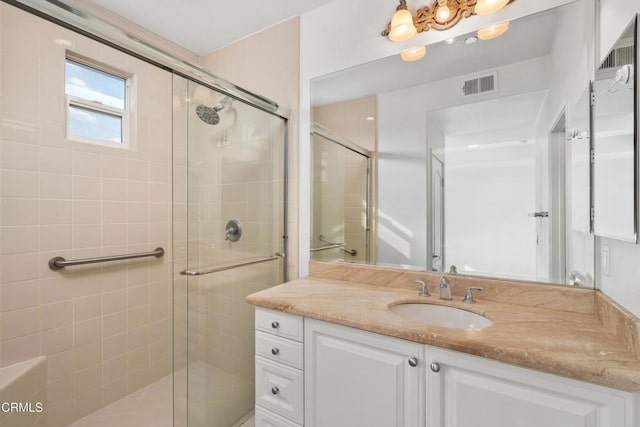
left=64, top=54, right=132, bottom=149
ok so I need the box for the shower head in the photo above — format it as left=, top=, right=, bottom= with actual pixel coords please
left=196, top=96, right=233, bottom=125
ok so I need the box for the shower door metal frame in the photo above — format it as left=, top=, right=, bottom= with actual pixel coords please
left=311, top=123, right=372, bottom=264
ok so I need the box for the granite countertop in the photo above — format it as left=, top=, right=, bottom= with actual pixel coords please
left=247, top=272, right=640, bottom=393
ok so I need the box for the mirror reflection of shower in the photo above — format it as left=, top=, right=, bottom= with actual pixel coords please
left=310, top=124, right=372, bottom=264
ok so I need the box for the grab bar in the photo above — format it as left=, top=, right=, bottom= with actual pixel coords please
left=180, top=252, right=284, bottom=276
left=318, top=235, right=357, bottom=256
left=49, top=247, right=164, bottom=270
left=310, top=243, right=346, bottom=252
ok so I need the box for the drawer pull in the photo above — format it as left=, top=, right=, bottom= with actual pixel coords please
left=271, top=386, right=280, bottom=395
left=408, top=357, right=418, bottom=367
left=430, top=362, right=441, bottom=373
left=271, top=321, right=280, bottom=329
left=271, top=347, right=280, bottom=355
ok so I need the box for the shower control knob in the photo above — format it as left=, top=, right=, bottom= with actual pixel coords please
left=408, top=357, right=418, bottom=367
left=271, top=348, right=280, bottom=355
left=271, top=321, right=279, bottom=329
left=271, top=386, right=280, bottom=395
left=430, top=362, right=441, bottom=373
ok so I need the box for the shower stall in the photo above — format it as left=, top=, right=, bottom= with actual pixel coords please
left=173, top=77, right=287, bottom=427
left=0, top=1, right=288, bottom=426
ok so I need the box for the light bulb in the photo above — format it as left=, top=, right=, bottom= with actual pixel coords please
left=400, top=46, right=426, bottom=62
left=435, top=5, right=451, bottom=23
left=477, top=21, right=509, bottom=40
left=474, top=0, right=510, bottom=15
left=389, top=8, right=417, bottom=42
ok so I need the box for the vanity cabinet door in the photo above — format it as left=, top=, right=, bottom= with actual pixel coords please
left=304, top=318, right=425, bottom=427
left=427, top=347, right=636, bottom=427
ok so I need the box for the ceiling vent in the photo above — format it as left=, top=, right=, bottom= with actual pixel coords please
left=598, top=42, right=633, bottom=72
left=462, top=72, right=497, bottom=97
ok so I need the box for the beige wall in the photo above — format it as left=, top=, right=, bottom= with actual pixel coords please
left=201, top=17, right=301, bottom=280
left=0, top=4, right=172, bottom=425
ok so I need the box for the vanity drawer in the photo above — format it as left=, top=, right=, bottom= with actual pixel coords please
left=255, top=406, right=303, bottom=427
left=256, top=307, right=303, bottom=342
left=256, top=331, right=304, bottom=370
left=256, top=356, right=303, bottom=423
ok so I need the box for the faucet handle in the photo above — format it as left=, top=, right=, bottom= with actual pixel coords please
left=463, top=287, right=484, bottom=304
left=414, top=280, right=430, bottom=297
left=439, top=276, right=450, bottom=288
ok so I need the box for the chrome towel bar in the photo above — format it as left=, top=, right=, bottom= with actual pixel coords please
left=49, top=247, right=164, bottom=270
left=180, top=253, right=284, bottom=276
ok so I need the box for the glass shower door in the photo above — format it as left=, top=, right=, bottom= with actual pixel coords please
left=173, top=76, right=286, bottom=427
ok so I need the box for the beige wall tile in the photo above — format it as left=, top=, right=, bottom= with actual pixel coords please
left=1, top=141, right=39, bottom=171
left=41, top=301, right=73, bottom=330
left=0, top=227, right=39, bottom=255
left=1, top=307, right=40, bottom=340
left=1, top=280, right=38, bottom=311
left=41, top=325, right=73, bottom=355
left=1, top=334, right=40, bottom=366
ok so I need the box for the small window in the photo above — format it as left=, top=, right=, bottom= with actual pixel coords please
left=65, top=57, right=128, bottom=145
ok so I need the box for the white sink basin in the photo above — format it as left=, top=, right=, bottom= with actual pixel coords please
left=390, top=303, right=493, bottom=329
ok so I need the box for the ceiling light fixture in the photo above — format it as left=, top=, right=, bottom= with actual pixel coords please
left=474, top=0, right=510, bottom=15
left=400, top=46, right=427, bottom=62
left=388, top=0, right=417, bottom=42
left=477, top=21, right=509, bottom=40
left=382, top=0, right=514, bottom=39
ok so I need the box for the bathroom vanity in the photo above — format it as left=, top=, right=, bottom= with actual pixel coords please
left=248, top=263, right=640, bottom=427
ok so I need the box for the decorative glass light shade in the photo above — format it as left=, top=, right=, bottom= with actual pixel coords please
left=435, top=4, right=451, bottom=23
left=474, top=0, right=510, bottom=15
left=477, top=21, right=510, bottom=40
left=400, top=46, right=426, bottom=62
left=389, top=8, right=417, bottom=42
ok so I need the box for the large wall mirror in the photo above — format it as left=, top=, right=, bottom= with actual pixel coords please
left=310, top=0, right=597, bottom=287
left=593, top=16, right=638, bottom=242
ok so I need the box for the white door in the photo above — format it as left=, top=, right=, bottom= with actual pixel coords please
left=427, top=347, right=635, bottom=427
left=305, top=319, right=425, bottom=427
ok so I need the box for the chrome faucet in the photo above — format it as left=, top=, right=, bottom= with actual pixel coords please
left=414, top=280, right=430, bottom=297
left=463, top=287, right=484, bottom=304
left=438, top=276, right=452, bottom=301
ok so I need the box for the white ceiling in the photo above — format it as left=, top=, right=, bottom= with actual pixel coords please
left=89, top=0, right=333, bottom=55
left=311, top=7, right=561, bottom=106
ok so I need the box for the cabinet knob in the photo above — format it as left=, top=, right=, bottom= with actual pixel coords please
left=271, top=321, right=280, bottom=329
left=271, top=347, right=280, bottom=355
left=430, top=362, right=441, bottom=373
left=408, top=357, right=418, bottom=367
left=271, top=386, right=280, bottom=395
